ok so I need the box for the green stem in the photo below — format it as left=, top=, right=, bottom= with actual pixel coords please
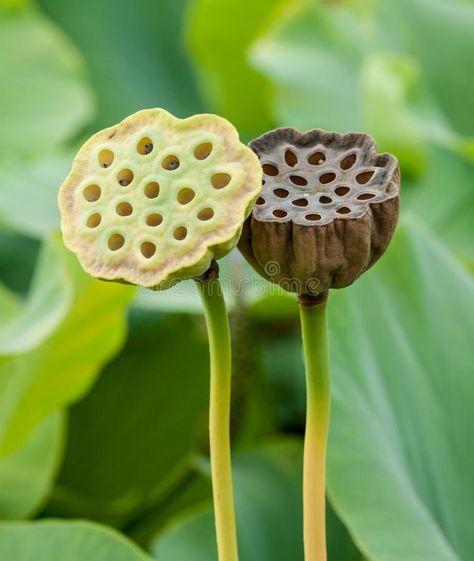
left=299, top=293, right=331, bottom=561
left=196, top=274, right=239, bottom=561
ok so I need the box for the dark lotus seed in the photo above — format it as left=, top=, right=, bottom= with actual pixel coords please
left=144, top=143, right=153, bottom=154
left=168, top=160, right=178, bottom=170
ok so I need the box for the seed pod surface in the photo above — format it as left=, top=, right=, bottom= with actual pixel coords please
left=59, top=108, right=262, bottom=289
left=238, top=128, right=400, bottom=295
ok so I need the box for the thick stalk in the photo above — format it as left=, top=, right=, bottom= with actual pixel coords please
left=299, top=293, right=331, bottom=561
left=196, top=273, right=239, bottom=561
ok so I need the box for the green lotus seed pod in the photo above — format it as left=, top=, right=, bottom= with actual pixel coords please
left=58, top=108, right=262, bottom=289
left=238, top=128, right=400, bottom=296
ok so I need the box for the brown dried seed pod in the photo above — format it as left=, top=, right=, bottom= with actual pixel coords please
left=238, top=128, right=400, bottom=296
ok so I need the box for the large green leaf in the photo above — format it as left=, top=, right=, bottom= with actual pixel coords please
left=0, top=234, right=72, bottom=355
left=404, top=146, right=474, bottom=264
left=0, top=520, right=153, bottom=561
left=0, top=153, right=70, bottom=238
left=0, top=4, right=93, bottom=158
left=250, top=1, right=365, bottom=133
left=248, top=217, right=473, bottom=559
left=384, top=0, right=474, bottom=137
left=262, top=330, right=305, bottom=427
left=360, top=54, right=430, bottom=177
left=152, top=441, right=361, bottom=561
left=153, top=508, right=215, bottom=561
left=45, top=311, right=209, bottom=526
left=153, top=441, right=304, bottom=561
left=326, top=217, right=474, bottom=560
left=186, top=0, right=276, bottom=138
left=37, top=0, right=203, bottom=130
left=0, top=231, right=39, bottom=295
left=128, top=470, right=212, bottom=549
left=0, top=412, right=63, bottom=520
left=0, top=234, right=134, bottom=456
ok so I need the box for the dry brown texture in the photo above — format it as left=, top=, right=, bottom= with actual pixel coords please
left=238, top=128, right=400, bottom=295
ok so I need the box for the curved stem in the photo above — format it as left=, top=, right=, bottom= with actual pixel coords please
left=196, top=275, right=239, bottom=561
left=299, top=295, right=331, bottom=561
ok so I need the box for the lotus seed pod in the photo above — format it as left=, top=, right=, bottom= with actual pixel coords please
left=58, top=108, right=262, bottom=289
left=238, top=128, right=400, bottom=295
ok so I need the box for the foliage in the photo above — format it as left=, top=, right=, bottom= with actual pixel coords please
left=186, top=0, right=276, bottom=139
left=0, top=234, right=134, bottom=457
left=0, top=3, right=93, bottom=157
left=44, top=312, right=210, bottom=527
left=0, top=413, right=63, bottom=519
left=0, top=520, right=154, bottom=561
left=328, top=218, right=474, bottom=561
left=0, top=0, right=472, bottom=560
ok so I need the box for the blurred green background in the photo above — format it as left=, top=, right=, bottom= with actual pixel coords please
left=0, top=0, right=473, bottom=560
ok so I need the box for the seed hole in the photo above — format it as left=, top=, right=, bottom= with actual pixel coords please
left=108, top=234, right=125, bottom=251
left=292, top=198, right=308, bottom=207
left=337, top=207, right=351, bottom=214
left=198, top=208, right=214, bottom=221
left=162, top=155, right=180, bottom=171
left=306, top=214, right=321, bottom=221
left=211, top=173, right=231, bottom=189
left=144, top=182, right=160, bottom=199
left=319, top=172, right=336, bottom=184
left=335, top=186, right=350, bottom=196
left=173, top=226, right=188, bottom=240
left=194, top=143, right=213, bottom=160
left=83, top=184, right=101, bottom=202
left=308, top=152, right=326, bottom=165
left=87, top=213, right=101, bottom=228
left=146, top=213, right=163, bottom=227
left=273, top=209, right=287, bottom=218
left=256, top=197, right=266, bottom=205
left=263, top=164, right=279, bottom=176
left=357, top=193, right=375, bottom=200
left=284, top=150, right=298, bottom=167
left=137, top=137, right=153, bottom=155
left=290, top=175, right=307, bottom=186
left=356, top=170, right=375, bottom=184
left=320, top=196, right=332, bottom=204
left=273, top=188, right=288, bottom=198
left=116, top=202, right=133, bottom=216
left=98, top=149, right=114, bottom=168
left=177, top=188, right=195, bottom=205
left=118, top=169, right=134, bottom=186
left=140, top=241, right=156, bottom=258
left=340, top=153, right=357, bottom=170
